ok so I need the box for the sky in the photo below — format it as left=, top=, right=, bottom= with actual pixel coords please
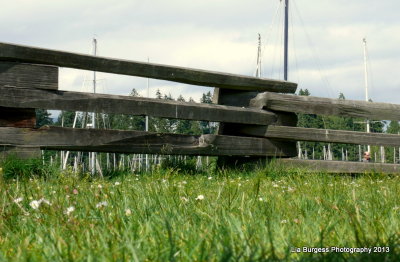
left=1, top=0, right=400, bottom=107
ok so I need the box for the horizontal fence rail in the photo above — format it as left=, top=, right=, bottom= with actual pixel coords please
left=235, top=125, right=400, bottom=147
left=0, top=42, right=297, bottom=93
left=251, top=91, right=400, bottom=121
left=0, top=126, right=297, bottom=157
left=276, top=159, right=400, bottom=174
left=0, top=86, right=277, bottom=125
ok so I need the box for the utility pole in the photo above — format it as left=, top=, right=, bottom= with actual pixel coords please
left=284, top=0, right=289, bottom=81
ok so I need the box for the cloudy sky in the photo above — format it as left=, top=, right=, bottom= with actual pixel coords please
left=1, top=0, right=400, bottom=105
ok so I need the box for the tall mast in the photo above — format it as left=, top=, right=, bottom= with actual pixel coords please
left=145, top=57, right=150, bottom=171
left=91, top=38, right=97, bottom=174
left=255, top=34, right=262, bottom=77
left=363, top=38, right=371, bottom=153
left=284, top=0, right=289, bottom=81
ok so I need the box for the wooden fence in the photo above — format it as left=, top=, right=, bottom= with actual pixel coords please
left=1, top=42, right=400, bottom=173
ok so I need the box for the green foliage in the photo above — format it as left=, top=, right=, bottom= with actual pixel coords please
left=35, top=109, right=52, bottom=127
left=387, top=121, right=400, bottom=134
left=1, top=156, right=56, bottom=179
left=55, top=110, right=75, bottom=127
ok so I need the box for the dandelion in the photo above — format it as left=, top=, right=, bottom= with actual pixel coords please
left=30, top=200, right=41, bottom=209
left=114, top=182, right=121, bottom=186
left=13, top=197, right=23, bottom=204
left=65, top=206, right=75, bottom=215
left=125, top=209, right=132, bottom=216
left=195, top=195, right=205, bottom=201
left=96, top=201, right=108, bottom=208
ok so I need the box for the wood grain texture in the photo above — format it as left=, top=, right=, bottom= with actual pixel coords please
left=0, top=126, right=297, bottom=157
left=0, top=145, right=40, bottom=160
left=0, top=107, right=36, bottom=127
left=0, top=86, right=277, bottom=125
left=0, top=42, right=297, bottom=93
left=251, top=92, right=400, bottom=120
left=235, top=125, right=400, bottom=147
left=0, top=62, right=58, bottom=90
left=276, top=159, right=400, bottom=174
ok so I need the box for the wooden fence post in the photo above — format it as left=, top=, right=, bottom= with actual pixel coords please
left=213, top=88, right=298, bottom=168
left=0, top=62, right=58, bottom=160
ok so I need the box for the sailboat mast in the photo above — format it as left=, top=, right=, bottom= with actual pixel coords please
left=363, top=38, right=371, bottom=153
left=284, top=0, right=289, bottom=81
left=91, top=38, right=97, bottom=174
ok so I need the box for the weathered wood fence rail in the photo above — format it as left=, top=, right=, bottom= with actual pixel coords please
left=1, top=42, right=399, bottom=173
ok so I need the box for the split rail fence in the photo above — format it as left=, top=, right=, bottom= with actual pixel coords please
left=1, top=42, right=400, bottom=173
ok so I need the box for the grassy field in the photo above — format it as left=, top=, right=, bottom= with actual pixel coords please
left=0, top=159, right=399, bottom=261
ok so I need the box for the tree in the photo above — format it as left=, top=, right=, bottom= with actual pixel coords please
left=36, top=109, right=52, bottom=127
left=387, top=121, right=400, bottom=134
left=199, top=91, right=216, bottom=134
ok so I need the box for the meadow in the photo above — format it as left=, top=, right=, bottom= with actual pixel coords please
left=0, top=158, right=399, bottom=261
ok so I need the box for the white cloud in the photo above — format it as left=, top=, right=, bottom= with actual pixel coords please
left=1, top=0, right=400, bottom=105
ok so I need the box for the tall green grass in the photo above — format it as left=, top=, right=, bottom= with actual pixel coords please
left=0, top=160, right=399, bottom=261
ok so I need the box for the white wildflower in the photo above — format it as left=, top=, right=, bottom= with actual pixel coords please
left=182, top=181, right=187, bottom=184
left=14, top=197, right=23, bottom=204
left=287, top=187, right=295, bottom=192
left=258, top=197, right=264, bottom=201
left=125, top=209, right=132, bottom=216
left=96, top=201, right=108, bottom=208
left=114, top=182, right=121, bottom=186
left=280, top=219, right=288, bottom=224
left=65, top=206, right=75, bottom=215
left=208, top=177, right=212, bottom=180
left=181, top=197, right=189, bottom=202
left=30, top=200, right=41, bottom=209
left=195, top=195, right=205, bottom=201
left=97, top=184, right=103, bottom=189
left=272, top=183, right=279, bottom=188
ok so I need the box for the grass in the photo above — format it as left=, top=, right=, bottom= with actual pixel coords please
left=0, top=159, right=399, bottom=261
